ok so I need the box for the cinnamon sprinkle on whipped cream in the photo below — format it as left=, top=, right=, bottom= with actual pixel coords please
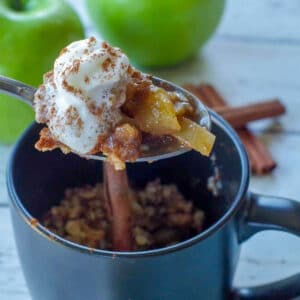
left=34, top=37, right=136, bottom=155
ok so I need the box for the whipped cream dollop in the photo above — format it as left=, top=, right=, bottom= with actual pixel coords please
left=34, top=37, right=132, bottom=154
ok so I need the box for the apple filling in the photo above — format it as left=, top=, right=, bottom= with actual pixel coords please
left=34, top=38, right=215, bottom=169
left=36, top=81, right=215, bottom=169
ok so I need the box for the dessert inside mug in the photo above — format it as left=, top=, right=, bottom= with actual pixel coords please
left=41, top=177, right=209, bottom=251
left=30, top=37, right=217, bottom=251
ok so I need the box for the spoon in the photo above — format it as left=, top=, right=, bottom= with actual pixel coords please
left=0, top=74, right=211, bottom=162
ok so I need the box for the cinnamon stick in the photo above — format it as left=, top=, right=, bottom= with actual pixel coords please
left=185, top=84, right=217, bottom=108
left=183, top=83, right=277, bottom=174
left=103, top=161, right=132, bottom=251
left=215, top=99, right=285, bottom=128
left=238, top=129, right=276, bottom=174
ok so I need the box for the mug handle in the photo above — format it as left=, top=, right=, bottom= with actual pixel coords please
left=232, top=192, right=300, bottom=300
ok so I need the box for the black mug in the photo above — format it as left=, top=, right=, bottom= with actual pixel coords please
left=7, top=111, right=300, bottom=300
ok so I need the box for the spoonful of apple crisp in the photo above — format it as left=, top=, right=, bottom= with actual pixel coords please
left=0, top=37, right=214, bottom=169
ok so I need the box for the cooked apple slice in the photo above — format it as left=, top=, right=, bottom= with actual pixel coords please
left=132, top=88, right=181, bottom=135
left=173, top=117, right=215, bottom=156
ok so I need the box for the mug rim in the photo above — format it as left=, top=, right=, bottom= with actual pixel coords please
left=7, top=110, right=249, bottom=258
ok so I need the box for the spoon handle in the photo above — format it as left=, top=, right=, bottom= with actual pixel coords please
left=0, top=75, right=36, bottom=106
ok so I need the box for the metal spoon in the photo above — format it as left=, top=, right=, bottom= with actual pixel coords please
left=0, top=74, right=211, bottom=162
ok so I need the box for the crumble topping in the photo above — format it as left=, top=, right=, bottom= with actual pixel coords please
left=42, top=180, right=205, bottom=250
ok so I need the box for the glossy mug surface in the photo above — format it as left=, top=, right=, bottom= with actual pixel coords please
left=7, top=111, right=300, bottom=300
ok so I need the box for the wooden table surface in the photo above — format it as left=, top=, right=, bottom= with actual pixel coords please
left=1, top=0, right=300, bottom=299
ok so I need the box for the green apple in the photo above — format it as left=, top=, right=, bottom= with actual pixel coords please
left=0, top=0, right=84, bottom=143
left=86, top=0, right=225, bottom=68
